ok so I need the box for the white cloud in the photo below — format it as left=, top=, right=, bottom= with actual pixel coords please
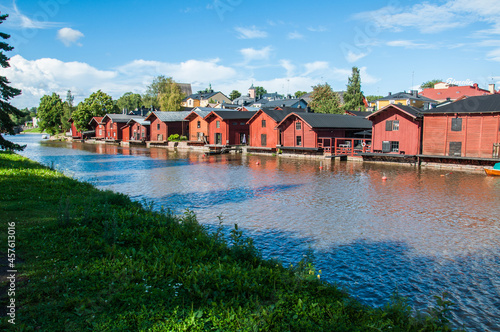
left=307, top=26, right=327, bottom=32
left=288, top=31, right=304, bottom=40
left=346, top=50, right=369, bottom=63
left=279, top=59, right=296, bottom=77
left=303, top=61, right=329, bottom=76
left=386, top=40, right=436, bottom=49
left=235, top=26, right=267, bottom=39
left=240, top=46, right=272, bottom=63
left=0, top=1, right=63, bottom=29
left=57, top=27, right=84, bottom=47
left=486, top=49, right=500, bottom=62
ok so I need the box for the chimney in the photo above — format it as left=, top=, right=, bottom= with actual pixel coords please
left=473, top=83, right=479, bottom=90
left=412, top=90, right=418, bottom=98
left=489, top=83, right=496, bottom=94
left=388, top=92, right=392, bottom=96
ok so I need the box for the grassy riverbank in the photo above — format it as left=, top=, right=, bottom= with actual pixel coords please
left=0, top=151, right=455, bottom=331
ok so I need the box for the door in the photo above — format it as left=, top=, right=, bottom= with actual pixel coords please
left=215, top=133, right=222, bottom=145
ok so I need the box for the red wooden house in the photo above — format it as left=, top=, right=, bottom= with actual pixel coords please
left=121, top=118, right=150, bottom=142
left=366, top=104, right=423, bottom=155
left=100, top=114, right=145, bottom=141
left=246, top=108, right=303, bottom=149
left=421, top=94, right=500, bottom=158
left=89, top=117, right=105, bottom=139
left=184, top=107, right=220, bottom=142
left=68, top=117, right=83, bottom=139
left=145, top=111, right=191, bottom=142
left=204, top=110, right=256, bottom=145
left=276, top=112, right=372, bottom=152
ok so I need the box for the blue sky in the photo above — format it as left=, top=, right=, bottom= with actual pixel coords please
left=0, top=0, right=499, bottom=108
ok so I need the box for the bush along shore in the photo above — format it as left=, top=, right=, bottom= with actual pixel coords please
left=0, top=151, right=457, bottom=331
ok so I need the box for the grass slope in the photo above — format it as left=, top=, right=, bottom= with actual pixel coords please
left=0, top=151, right=455, bottom=331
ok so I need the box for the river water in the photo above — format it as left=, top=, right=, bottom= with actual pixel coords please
left=7, top=134, right=500, bottom=331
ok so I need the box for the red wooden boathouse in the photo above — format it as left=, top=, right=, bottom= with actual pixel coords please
left=145, top=111, right=191, bottom=142
left=204, top=110, right=255, bottom=145
left=366, top=104, right=423, bottom=155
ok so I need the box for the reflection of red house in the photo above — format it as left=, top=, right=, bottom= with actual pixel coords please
left=366, top=104, right=422, bottom=155
left=247, top=109, right=303, bottom=149
left=276, top=112, right=372, bottom=150
left=121, top=118, right=150, bottom=142
left=204, top=110, right=255, bottom=145
left=101, top=114, right=144, bottom=141
left=145, top=111, right=191, bottom=142
left=422, top=94, right=500, bottom=158
left=89, top=117, right=105, bottom=139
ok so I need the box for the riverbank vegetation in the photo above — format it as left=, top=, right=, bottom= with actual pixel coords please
left=0, top=151, right=456, bottom=330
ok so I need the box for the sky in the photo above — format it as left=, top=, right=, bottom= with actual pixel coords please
left=0, top=0, right=499, bottom=109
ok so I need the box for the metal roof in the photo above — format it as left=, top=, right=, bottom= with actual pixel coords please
left=102, top=114, right=145, bottom=123
left=423, top=94, right=500, bottom=114
left=206, top=110, right=256, bottom=120
left=126, top=118, right=150, bottom=126
left=375, top=91, right=436, bottom=102
left=367, top=104, right=423, bottom=120
left=148, top=111, right=192, bottom=122
left=279, top=112, right=372, bottom=129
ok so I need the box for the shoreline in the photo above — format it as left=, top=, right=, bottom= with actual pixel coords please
left=0, top=151, right=456, bottom=330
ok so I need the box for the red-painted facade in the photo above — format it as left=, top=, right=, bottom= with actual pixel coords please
left=68, top=118, right=82, bottom=138
left=422, top=113, right=500, bottom=158
left=102, top=118, right=128, bottom=140
left=185, top=112, right=209, bottom=142
left=205, top=112, right=251, bottom=145
left=367, top=105, right=422, bottom=155
left=130, top=122, right=149, bottom=141
left=146, top=113, right=189, bottom=142
left=89, top=117, right=105, bottom=139
left=247, top=110, right=280, bottom=148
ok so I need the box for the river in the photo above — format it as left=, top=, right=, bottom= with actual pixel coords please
left=7, top=134, right=500, bottom=331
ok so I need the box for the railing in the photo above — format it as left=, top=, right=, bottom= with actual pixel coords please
left=319, top=138, right=372, bottom=156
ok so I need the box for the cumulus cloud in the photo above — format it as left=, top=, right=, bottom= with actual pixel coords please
left=57, top=27, right=84, bottom=47
left=280, top=59, right=296, bottom=77
left=240, top=46, right=272, bottom=63
left=235, top=26, right=267, bottom=39
left=288, top=31, right=304, bottom=40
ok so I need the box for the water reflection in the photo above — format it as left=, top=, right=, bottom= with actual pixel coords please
left=7, top=134, right=500, bottom=331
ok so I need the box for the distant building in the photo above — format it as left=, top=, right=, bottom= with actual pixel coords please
left=369, top=91, right=436, bottom=110
left=181, top=87, right=231, bottom=108
left=420, top=82, right=496, bottom=103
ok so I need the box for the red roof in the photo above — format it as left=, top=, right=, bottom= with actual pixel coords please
left=420, top=83, right=492, bottom=101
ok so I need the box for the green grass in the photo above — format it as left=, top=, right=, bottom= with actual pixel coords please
left=0, top=151, right=457, bottom=331
left=21, top=127, right=44, bottom=133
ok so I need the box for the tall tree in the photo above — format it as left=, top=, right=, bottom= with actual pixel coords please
left=0, top=14, right=24, bottom=151
left=343, top=67, right=365, bottom=111
left=37, top=93, right=64, bottom=135
left=294, top=91, right=307, bottom=98
left=117, top=92, right=142, bottom=112
left=71, top=90, right=118, bottom=132
left=420, top=79, right=442, bottom=89
left=254, top=86, right=267, bottom=98
left=61, top=90, right=75, bottom=132
left=158, top=77, right=184, bottom=112
left=308, top=83, right=342, bottom=114
left=229, top=90, right=241, bottom=100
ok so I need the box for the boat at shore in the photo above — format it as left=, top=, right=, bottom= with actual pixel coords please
left=485, top=168, right=500, bottom=176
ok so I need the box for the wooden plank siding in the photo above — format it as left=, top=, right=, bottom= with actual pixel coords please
left=187, top=114, right=209, bottom=142
left=422, top=113, right=500, bottom=158
left=368, top=106, right=422, bottom=155
left=247, top=111, right=280, bottom=148
left=148, top=115, right=188, bottom=142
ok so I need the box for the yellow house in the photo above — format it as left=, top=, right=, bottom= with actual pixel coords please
left=370, top=91, right=436, bottom=110
left=181, top=90, right=231, bottom=108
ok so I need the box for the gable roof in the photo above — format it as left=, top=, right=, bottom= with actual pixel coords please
left=420, top=83, right=492, bottom=101
left=374, top=91, right=436, bottom=103
left=366, top=104, right=423, bottom=120
left=126, top=118, right=150, bottom=126
left=423, top=94, right=500, bottom=114
left=102, top=114, right=144, bottom=123
left=184, top=107, right=237, bottom=120
left=146, top=111, right=192, bottom=122
left=88, top=116, right=104, bottom=125
left=278, top=112, right=372, bottom=129
left=247, top=108, right=307, bottom=125
left=182, top=91, right=229, bottom=102
left=345, top=110, right=373, bottom=117
left=259, top=98, right=306, bottom=108
left=205, top=110, right=256, bottom=121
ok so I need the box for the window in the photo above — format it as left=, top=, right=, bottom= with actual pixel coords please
left=296, top=136, right=302, bottom=146
left=262, top=119, right=266, bottom=128
left=385, top=120, right=399, bottom=131
left=157, top=123, right=160, bottom=130
left=197, top=121, right=201, bottom=128
left=216, top=120, right=220, bottom=128
left=449, top=142, right=462, bottom=156
left=261, top=134, right=267, bottom=146
left=382, top=141, right=399, bottom=152
left=232, top=122, right=237, bottom=125
left=296, top=121, right=301, bottom=130
left=240, top=122, right=245, bottom=125
left=451, top=118, right=462, bottom=131
left=99, top=129, right=102, bottom=135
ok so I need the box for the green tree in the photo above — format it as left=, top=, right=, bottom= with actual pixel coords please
left=158, top=77, right=185, bottom=112
left=254, top=86, right=267, bottom=97
left=37, top=93, right=64, bottom=135
left=0, top=14, right=24, bottom=151
left=61, top=90, right=75, bottom=132
left=343, top=67, right=365, bottom=111
left=117, top=92, right=142, bottom=112
left=366, top=95, right=383, bottom=103
left=72, top=90, right=118, bottom=132
left=420, top=79, right=442, bottom=89
left=229, top=90, right=241, bottom=100
left=308, top=83, right=342, bottom=114
left=9, top=107, right=31, bottom=126
left=294, top=91, right=307, bottom=98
